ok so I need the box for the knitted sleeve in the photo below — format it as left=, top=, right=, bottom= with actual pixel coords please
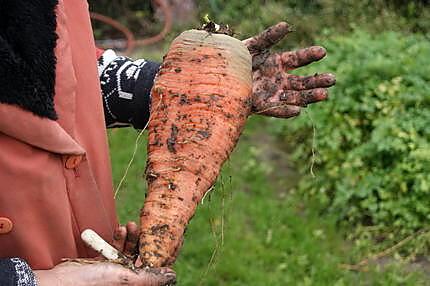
left=0, top=258, right=38, bottom=286
left=97, top=49, right=160, bottom=129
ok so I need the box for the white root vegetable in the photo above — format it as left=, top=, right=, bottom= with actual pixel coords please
left=81, top=229, right=120, bottom=260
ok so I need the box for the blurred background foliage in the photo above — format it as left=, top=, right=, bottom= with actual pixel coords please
left=90, top=0, right=430, bottom=47
left=281, top=30, right=430, bottom=258
left=91, top=0, right=430, bottom=284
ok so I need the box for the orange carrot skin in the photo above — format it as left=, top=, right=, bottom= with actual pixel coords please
left=139, top=30, right=252, bottom=267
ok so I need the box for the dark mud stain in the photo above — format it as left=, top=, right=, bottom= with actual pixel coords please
left=150, top=224, right=169, bottom=236
left=197, top=130, right=211, bottom=139
left=168, top=181, right=177, bottom=190
left=167, top=124, right=179, bottom=153
left=179, top=94, right=190, bottom=105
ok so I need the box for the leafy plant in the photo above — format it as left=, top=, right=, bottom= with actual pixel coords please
left=275, top=30, right=430, bottom=256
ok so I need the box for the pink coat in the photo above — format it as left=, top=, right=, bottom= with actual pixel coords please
left=0, top=0, right=118, bottom=269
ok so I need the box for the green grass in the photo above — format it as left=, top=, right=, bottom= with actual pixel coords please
left=108, top=117, right=428, bottom=285
left=107, top=29, right=430, bottom=285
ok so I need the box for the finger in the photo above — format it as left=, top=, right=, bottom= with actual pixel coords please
left=243, top=22, right=290, bottom=54
left=280, top=88, right=328, bottom=106
left=124, top=221, right=139, bottom=258
left=134, top=255, right=143, bottom=268
left=112, top=225, right=127, bottom=253
left=255, top=103, right=301, bottom=118
left=280, top=46, right=327, bottom=70
left=286, top=73, right=336, bottom=90
left=137, top=267, right=176, bottom=286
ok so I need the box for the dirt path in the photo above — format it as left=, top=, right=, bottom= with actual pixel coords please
left=248, top=121, right=430, bottom=280
left=249, top=121, right=300, bottom=196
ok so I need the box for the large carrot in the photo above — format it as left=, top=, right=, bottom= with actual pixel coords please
left=139, top=29, right=252, bottom=267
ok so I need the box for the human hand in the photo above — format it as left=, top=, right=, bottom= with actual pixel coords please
left=34, top=261, right=176, bottom=286
left=243, top=22, right=336, bottom=118
left=34, top=223, right=176, bottom=285
left=112, top=221, right=141, bottom=261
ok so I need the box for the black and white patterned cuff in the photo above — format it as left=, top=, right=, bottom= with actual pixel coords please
left=0, top=258, right=38, bottom=286
left=98, top=49, right=160, bottom=129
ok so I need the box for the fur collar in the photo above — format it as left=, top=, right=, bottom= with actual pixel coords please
left=0, top=0, right=58, bottom=120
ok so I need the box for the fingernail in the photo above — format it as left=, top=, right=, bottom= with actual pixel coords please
left=276, top=21, right=290, bottom=32
left=314, top=46, right=326, bottom=53
left=164, top=272, right=176, bottom=279
left=310, top=46, right=326, bottom=58
left=127, top=221, right=137, bottom=227
left=277, top=21, right=288, bottom=28
left=159, top=267, right=175, bottom=275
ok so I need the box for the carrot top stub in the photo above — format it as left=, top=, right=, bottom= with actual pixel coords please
left=139, top=29, right=252, bottom=267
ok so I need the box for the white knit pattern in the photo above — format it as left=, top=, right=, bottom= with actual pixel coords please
left=10, top=258, right=37, bottom=286
left=97, top=49, right=118, bottom=76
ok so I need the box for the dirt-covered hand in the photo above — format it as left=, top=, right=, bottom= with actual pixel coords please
left=112, top=221, right=140, bottom=260
left=34, top=226, right=176, bottom=285
left=35, top=261, right=176, bottom=286
left=243, top=22, right=336, bottom=118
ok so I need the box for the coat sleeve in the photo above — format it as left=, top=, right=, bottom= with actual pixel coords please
left=96, top=49, right=160, bottom=129
left=0, top=258, right=38, bottom=286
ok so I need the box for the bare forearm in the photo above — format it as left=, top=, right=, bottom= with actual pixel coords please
left=34, top=269, right=59, bottom=286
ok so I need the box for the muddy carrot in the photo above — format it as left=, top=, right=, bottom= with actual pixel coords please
left=139, top=29, right=252, bottom=267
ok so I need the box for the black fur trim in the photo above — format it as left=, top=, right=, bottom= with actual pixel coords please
left=0, top=0, right=59, bottom=119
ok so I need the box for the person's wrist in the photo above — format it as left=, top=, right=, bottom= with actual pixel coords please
left=34, top=269, right=60, bottom=286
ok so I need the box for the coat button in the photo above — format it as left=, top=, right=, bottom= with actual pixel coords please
left=65, top=154, right=84, bottom=169
left=0, top=217, right=13, bottom=234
